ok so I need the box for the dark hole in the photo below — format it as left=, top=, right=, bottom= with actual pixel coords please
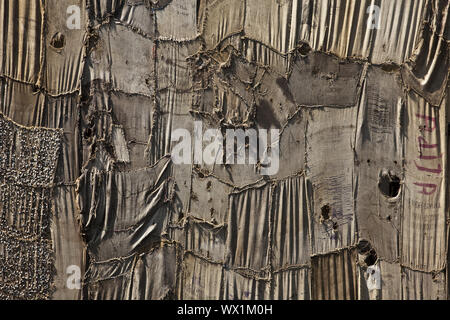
left=378, top=172, right=401, bottom=198
left=386, top=215, right=391, bottom=221
left=357, top=240, right=372, bottom=254
left=365, top=249, right=378, bottom=266
left=298, top=43, right=311, bottom=56
left=332, top=222, right=338, bottom=231
left=321, top=205, right=330, bottom=220
left=50, top=32, right=65, bottom=49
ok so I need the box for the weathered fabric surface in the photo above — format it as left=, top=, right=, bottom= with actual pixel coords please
left=0, top=0, right=449, bottom=300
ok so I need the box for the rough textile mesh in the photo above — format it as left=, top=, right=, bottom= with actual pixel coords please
left=0, top=114, right=62, bottom=299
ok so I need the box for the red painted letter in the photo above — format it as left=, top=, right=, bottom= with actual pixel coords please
left=416, top=113, right=436, bottom=132
left=418, top=136, right=438, bottom=149
left=414, top=161, right=442, bottom=174
left=413, top=183, right=437, bottom=195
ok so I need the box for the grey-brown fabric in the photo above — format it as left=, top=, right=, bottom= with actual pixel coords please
left=0, top=0, right=449, bottom=300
